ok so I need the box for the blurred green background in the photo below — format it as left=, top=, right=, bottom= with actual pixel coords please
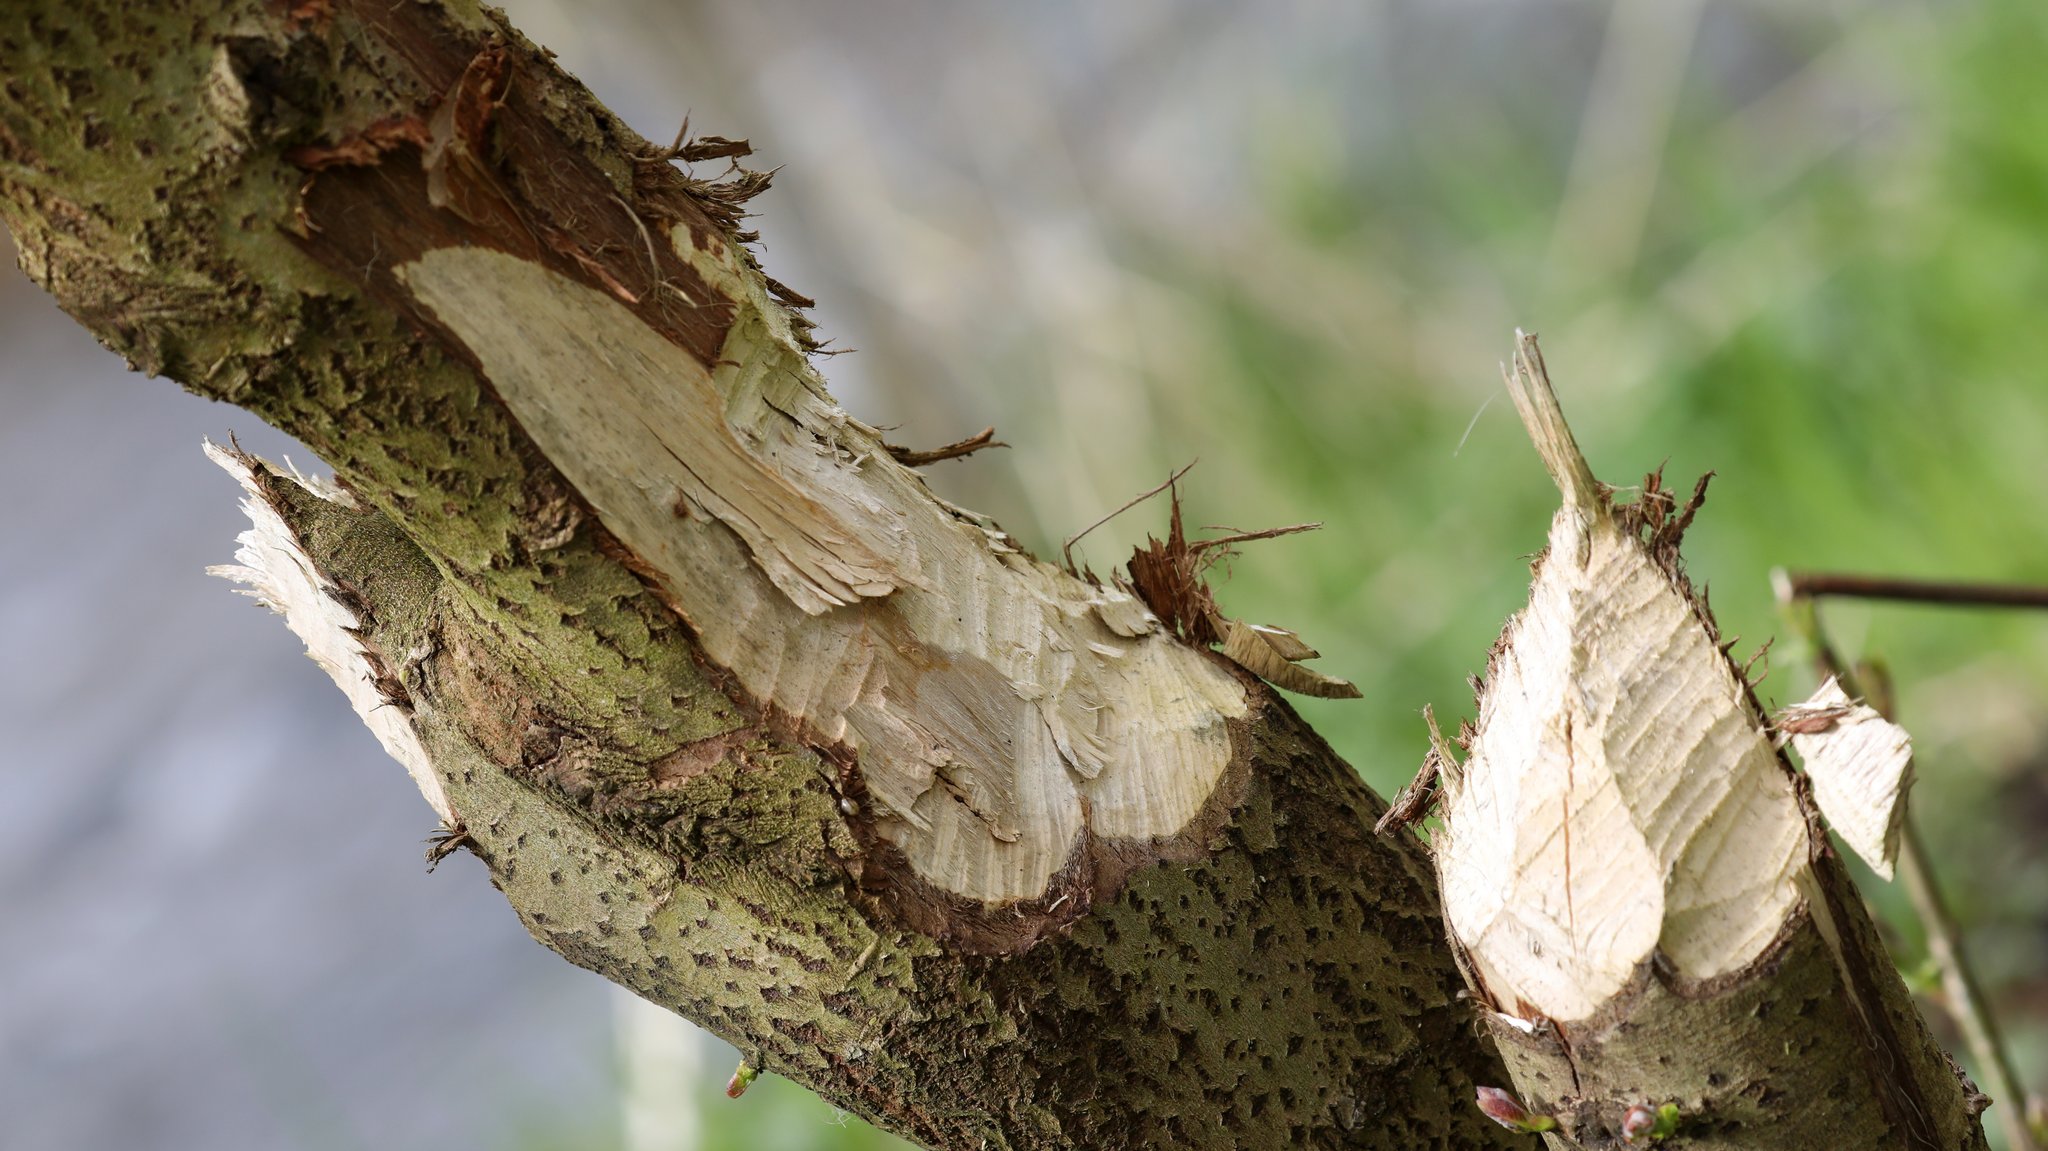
left=8, top=0, right=2048, bottom=1147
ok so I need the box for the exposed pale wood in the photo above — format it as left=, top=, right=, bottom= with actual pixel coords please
left=1781, top=676, right=1913, bottom=880
left=1436, top=338, right=1803, bottom=1023
left=206, top=443, right=452, bottom=825
left=397, top=246, right=1247, bottom=909
left=192, top=432, right=1518, bottom=1150
left=1432, top=334, right=1985, bottom=1150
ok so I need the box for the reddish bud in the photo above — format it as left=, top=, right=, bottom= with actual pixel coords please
left=1476, top=1086, right=1557, bottom=1133
left=1622, top=1101, right=1681, bottom=1142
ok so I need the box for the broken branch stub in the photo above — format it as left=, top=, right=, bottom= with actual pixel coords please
left=1429, top=333, right=1985, bottom=1149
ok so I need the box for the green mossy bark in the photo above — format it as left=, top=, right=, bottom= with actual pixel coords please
left=2, top=3, right=1519, bottom=1148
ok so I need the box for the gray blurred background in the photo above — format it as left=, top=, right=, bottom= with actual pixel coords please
left=7, top=1, right=2048, bottom=1148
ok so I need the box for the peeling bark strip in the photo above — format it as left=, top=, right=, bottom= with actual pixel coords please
left=1432, top=334, right=1985, bottom=1150
left=885, top=425, right=1006, bottom=467
left=0, top=1, right=1523, bottom=1147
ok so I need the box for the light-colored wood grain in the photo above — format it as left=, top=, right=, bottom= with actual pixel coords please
left=1783, top=677, right=1914, bottom=880
left=1436, top=336, right=1803, bottom=1023
left=395, top=244, right=1247, bottom=904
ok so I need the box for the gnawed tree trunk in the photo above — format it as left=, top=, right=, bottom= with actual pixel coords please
left=0, top=2, right=1996, bottom=1148
left=0, top=2, right=1515, bottom=1147
left=1427, top=337, right=1989, bottom=1149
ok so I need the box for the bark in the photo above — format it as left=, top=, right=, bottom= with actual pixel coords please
left=0, top=3, right=1514, bottom=1148
left=1429, top=337, right=1988, bottom=1150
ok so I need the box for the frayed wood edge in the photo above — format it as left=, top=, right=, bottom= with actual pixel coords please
left=1777, top=677, right=1913, bottom=880
left=203, top=439, right=452, bottom=824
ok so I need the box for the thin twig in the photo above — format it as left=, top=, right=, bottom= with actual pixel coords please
left=1062, top=460, right=1196, bottom=574
left=1189, top=521, right=1322, bottom=554
left=1774, top=571, right=2037, bottom=1151
left=1775, top=570, right=2048, bottom=611
left=1898, top=821, right=2018, bottom=1137
left=884, top=426, right=1007, bottom=467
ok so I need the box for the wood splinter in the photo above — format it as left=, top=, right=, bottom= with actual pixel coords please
left=1376, top=705, right=1453, bottom=836
left=883, top=425, right=1007, bottom=466
left=1775, top=676, right=1913, bottom=880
